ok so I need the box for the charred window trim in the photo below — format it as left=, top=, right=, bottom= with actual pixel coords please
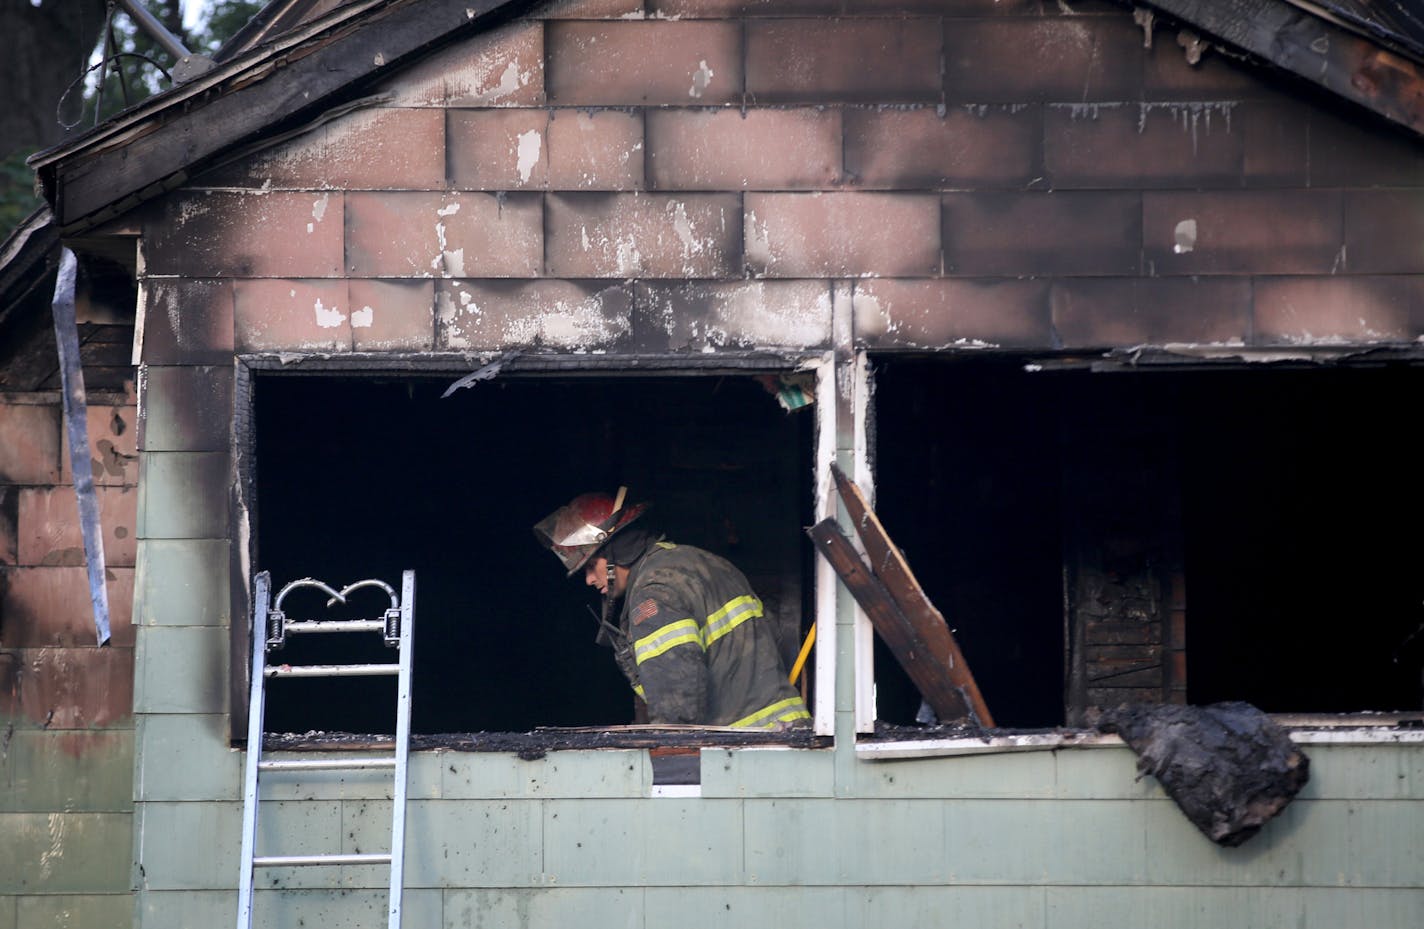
left=859, top=348, right=1424, bottom=739
left=228, top=351, right=838, bottom=746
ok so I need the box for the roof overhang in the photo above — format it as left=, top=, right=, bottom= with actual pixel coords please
left=28, top=0, right=531, bottom=233
left=1134, top=0, right=1424, bottom=135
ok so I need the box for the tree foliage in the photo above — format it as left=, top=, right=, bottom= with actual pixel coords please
left=1, top=0, right=265, bottom=236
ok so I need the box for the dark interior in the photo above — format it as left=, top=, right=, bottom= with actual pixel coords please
left=871, top=357, right=1424, bottom=728
left=253, top=372, right=815, bottom=735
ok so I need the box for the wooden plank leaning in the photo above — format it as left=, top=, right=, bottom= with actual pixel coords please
left=807, top=464, right=994, bottom=728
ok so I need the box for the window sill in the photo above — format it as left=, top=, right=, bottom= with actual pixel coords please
left=857, top=714, right=1424, bottom=761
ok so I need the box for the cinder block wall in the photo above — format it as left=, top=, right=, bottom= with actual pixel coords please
left=122, top=0, right=1424, bottom=926
left=0, top=384, right=137, bottom=927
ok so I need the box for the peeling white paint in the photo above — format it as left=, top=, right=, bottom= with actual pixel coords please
left=310, top=194, right=329, bottom=223
left=314, top=299, right=346, bottom=328
left=669, top=200, right=705, bottom=259
left=1173, top=218, right=1197, bottom=254
left=581, top=225, right=591, bottom=252
left=373, top=52, right=386, bottom=67
left=689, top=59, right=714, bottom=98
left=744, top=210, right=773, bottom=269
left=516, top=129, right=543, bottom=183
left=615, top=236, right=642, bottom=275
left=437, top=203, right=461, bottom=217
left=444, top=247, right=467, bottom=277
left=351, top=306, right=374, bottom=328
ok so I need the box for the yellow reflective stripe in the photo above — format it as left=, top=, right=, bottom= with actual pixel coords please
left=632, top=683, right=645, bottom=698
left=729, top=697, right=810, bottom=729
left=634, top=618, right=703, bottom=664
left=702, top=595, right=762, bottom=647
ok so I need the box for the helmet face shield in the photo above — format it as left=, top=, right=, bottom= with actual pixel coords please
left=533, top=491, right=648, bottom=577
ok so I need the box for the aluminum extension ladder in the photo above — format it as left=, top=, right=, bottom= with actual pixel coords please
left=236, top=571, right=416, bottom=929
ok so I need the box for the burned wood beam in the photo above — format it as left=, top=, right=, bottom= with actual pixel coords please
left=828, top=464, right=994, bottom=727
left=808, top=518, right=979, bottom=725
left=1140, top=0, right=1424, bottom=135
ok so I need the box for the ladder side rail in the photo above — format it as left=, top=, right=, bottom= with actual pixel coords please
left=236, top=571, right=272, bottom=929
left=387, top=569, right=416, bottom=929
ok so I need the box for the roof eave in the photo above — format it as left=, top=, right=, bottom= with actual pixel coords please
left=1134, top=0, right=1424, bottom=136
left=31, top=0, right=531, bottom=233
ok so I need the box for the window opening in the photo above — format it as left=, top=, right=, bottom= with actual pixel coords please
left=252, top=372, right=816, bottom=736
left=870, top=357, right=1424, bottom=730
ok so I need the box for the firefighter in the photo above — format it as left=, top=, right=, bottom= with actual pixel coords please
left=534, top=488, right=811, bottom=729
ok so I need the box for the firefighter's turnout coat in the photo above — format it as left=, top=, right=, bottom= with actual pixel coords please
left=618, top=541, right=810, bottom=728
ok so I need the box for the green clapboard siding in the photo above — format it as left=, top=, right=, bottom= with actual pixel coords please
left=135, top=540, right=231, bottom=628
left=14, top=893, right=133, bottom=929
left=0, top=814, right=131, bottom=894
left=0, top=730, right=133, bottom=813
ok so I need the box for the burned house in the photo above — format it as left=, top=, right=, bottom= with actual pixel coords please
left=3, top=0, right=1424, bottom=925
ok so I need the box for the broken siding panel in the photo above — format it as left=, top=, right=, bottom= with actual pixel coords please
left=58, top=403, right=136, bottom=489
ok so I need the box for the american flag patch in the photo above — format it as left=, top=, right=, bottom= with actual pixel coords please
left=632, top=598, right=659, bottom=626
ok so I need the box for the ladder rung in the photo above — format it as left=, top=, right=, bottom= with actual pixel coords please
left=254, top=853, right=392, bottom=868
left=259, top=757, right=396, bottom=772
left=265, top=663, right=399, bottom=678
left=283, top=620, right=387, bottom=634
